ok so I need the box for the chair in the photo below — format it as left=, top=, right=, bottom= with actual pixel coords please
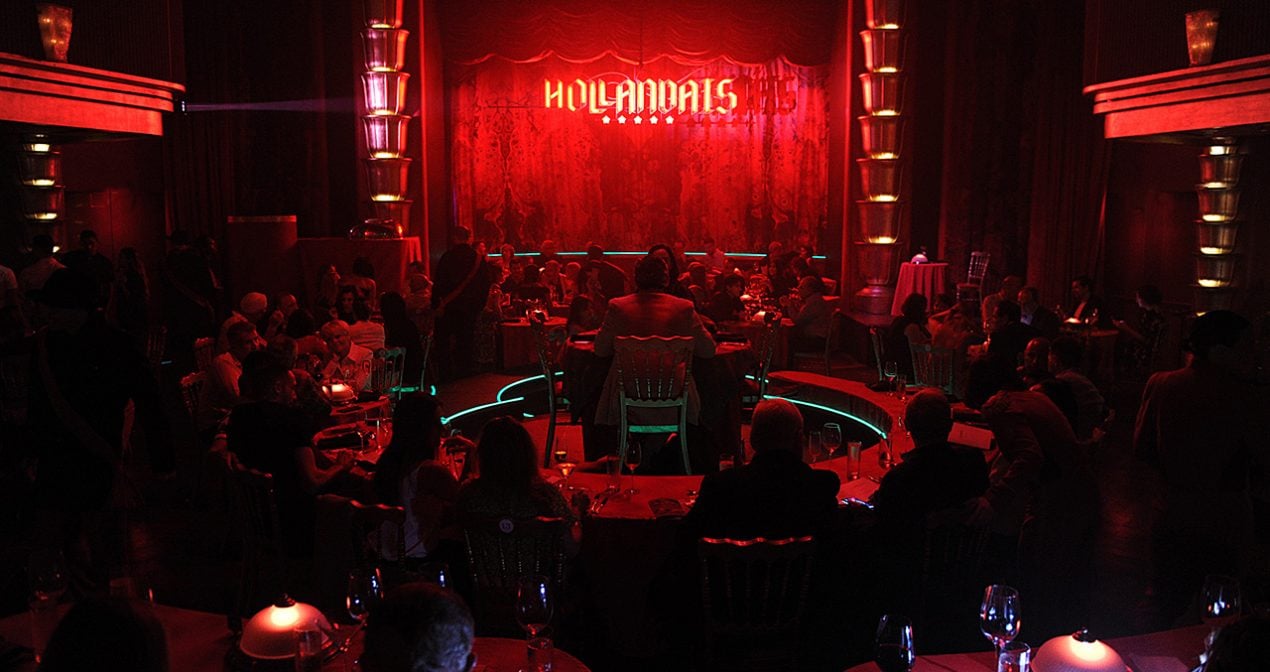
left=0, top=352, right=31, bottom=427
left=613, top=335, right=695, bottom=475
left=910, top=344, right=959, bottom=398
left=698, top=536, right=817, bottom=672
left=179, top=372, right=205, bottom=422
left=955, top=251, right=990, bottom=304
left=792, top=309, right=845, bottom=376
left=460, top=514, right=568, bottom=635
left=370, top=347, right=406, bottom=399
left=225, top=458, right=287, bottom=619
left=916, top=515, right=991, bottom=652
left=742, top=312, right=784, bottom=409
left=530, top=312, right=570, bottom=467
left=193, top=337, right=216, bottom=372
left=868, top=326, right=887, bottom=382
left=419, top=332, right=434, bottom=391
left=315, top=495, right=407, bottom=609
left=145, top=325, right=167, bottom=382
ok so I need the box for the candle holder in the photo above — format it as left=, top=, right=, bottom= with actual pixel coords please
left=1196, top=221, right=1238, bottom=256
left=857, top=158, right=902, bottom=200
left=362, top=28, right=410, bottom=72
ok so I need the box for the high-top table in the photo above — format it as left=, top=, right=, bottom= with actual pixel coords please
left=892, top=262, right=949, bottom=316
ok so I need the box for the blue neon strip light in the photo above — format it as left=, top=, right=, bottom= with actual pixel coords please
left=762, top=395, right=886, bottom=438
left=442, top=397, right=525, bottom=425
left=487, top=251, right=827, bottom=260
left=494, top=373, right=564, bottom=402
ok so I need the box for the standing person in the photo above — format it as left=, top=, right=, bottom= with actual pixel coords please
left=60, top=230, right=114, bottom=306
left=350, top=257, right=379, bottom=311
left=431, top=227, right=490, bottom=381
left=585, top=243, right=628, bottom=299
left=1113, top=284, right=1167, bottom=374
left=380, top=292, right=426, bottom=387
left=20, top=234, right=65, bottom=295
left=27, top=269, right=174, bottom=591
left=162, top=233, right=220, bottom=372
left=106, top=247, right=150, bottom=344
left=0, top=259, right=19, bottom=310
left=1134, top=310, right=1267, bottom=628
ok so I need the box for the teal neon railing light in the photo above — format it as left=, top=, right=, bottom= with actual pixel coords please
left=441, top=397, right=525, bottom=425
left=487, top=251, right=826, bottom=260
left=494, top=372, right=564, bottom=402
left=762, top=395, right=886, bottom=438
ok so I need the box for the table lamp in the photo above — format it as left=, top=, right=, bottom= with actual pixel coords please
left=239, top=595, right=333, bottom=660
left=1032, top=629, right=1125, bottom=672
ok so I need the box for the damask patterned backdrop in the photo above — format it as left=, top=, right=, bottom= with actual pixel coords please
left=447, top=55, right=829, bottom=253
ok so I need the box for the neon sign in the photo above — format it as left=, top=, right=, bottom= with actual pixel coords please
left=544, top=77, right=738, bottom=123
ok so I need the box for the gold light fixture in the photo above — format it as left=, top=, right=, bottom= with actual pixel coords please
left=866, top=0, right=904, bottom=29
left=861, top=30, right=904, bottom=73
left=362, top=28, right=409, bottom=72
left=361, top=114, right=411, bottom=158
left=363, top=0, right=404, bottom=29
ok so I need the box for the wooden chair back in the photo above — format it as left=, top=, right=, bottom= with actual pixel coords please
left=225, top=458, right=286, bottom=618
left=179, top=372, right=205, bottom=421
left=869, top=326, right=887, bottom=382
left=371, top=347, right=406, bottom=398
left=145, top=325, right=167, bottom=381
left=193, top=337, right=216, bottom=372
left=614, top=335, right=695, bottom=473
left=698, top=535, right=817, bottom=671
left=530, top=311, right=569, bottom=466
left=460, top=515, right=567, bottom=635
left=910, top=344, right=959, bottom=398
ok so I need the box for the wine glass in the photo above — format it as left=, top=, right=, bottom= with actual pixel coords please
left=1202, top=575, right=1241, bottom=638
left=884, top=361, right=898, bottom=391
left=347, top=567, right=383, bottom=625
left=28, top=549, right=68, bottom=603
left=515, top=575, right=554, bottom=639
left=625, top=439, right=642, bottom=495
left=980, top=584, right=1022, bottom=657
left=822, top=423, right=842, bottom=459
left=875, top=614, right=917, bottom=672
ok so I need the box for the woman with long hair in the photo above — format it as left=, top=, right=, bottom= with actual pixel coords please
left=454, top=417, right=576, bottom=537
left=380, top=291, right=425, bottom=386
left=108, top=246, right=150, bottom=342
left=372, top=394, right=460, bottom=559
left=647, top=243, right=695, bottom=302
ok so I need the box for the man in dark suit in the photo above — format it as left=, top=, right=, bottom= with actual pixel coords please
left=1017, top=286, right=1062, bottom=339
left=584, top=243, right=629, bottom=300
left=679, top=398, right=840, bottom=541
left=987, top=300, right=1040, bottom=365
left=706, top=274, right=745, bottom=324
left=431, top=226, right=490, bottom=381
left=1068, top=275, right=1109, bottom=327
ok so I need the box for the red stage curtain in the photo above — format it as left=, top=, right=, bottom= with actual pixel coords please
left=447, top=54, right=830, bottom=253
left=437, top=0, right=839, bottom=68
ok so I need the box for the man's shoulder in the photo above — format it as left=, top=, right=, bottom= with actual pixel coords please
left=349, top=343, right=374, bottom=360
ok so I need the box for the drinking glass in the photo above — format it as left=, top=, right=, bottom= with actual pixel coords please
left=347, top=567, right=383, bottom=625
left=896, top=374, right=908, bottom=399
left=557, top=460, right=576, bottom=491
left=884, top=361, right=898, bottom=390
left=997, top=640, right=1031, bottom=672
left=624, top=439, right=642, bottom=494
left=1203, top=575, right=1241, bottom=635
left=516, top=575, right=554, bottom=639
left=718, top=452, right=735, bottom=471
left=875, top=614, right=917, bottom=672
left=980, top=584, right=1022, bottom=657
left=822, top=423, right=843, bottom=458
left=806, top=431, right=823, bottom=463
left=846, top=441, right=862, bottom=480
left=294, top=623, right=324, bottom=672
left=28, top=548, right=68, bottom=603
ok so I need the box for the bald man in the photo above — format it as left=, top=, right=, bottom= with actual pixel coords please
left=679, top=398, right=839, bottom=542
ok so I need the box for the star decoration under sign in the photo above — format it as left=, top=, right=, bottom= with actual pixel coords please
left=601, top=115, right=611, bottom=124
left=633, top=116, right=642, bottom=124
left=617, top=115, right=627, bottom=124
left=650, top=116, right=659, bottom=124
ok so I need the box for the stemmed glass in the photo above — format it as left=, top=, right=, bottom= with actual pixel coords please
left=516, top=575, right=554, bottom=639
left=625, top=439, right=642, bottom=495
left=884, top=361, right=899, bottom=391
left=822, top=423, right=842, bottom=459
left=980, top=584, right=1022, bottom=659
left=28, top=549, right=68, bottom=603
left=347, top=567, right=384, bottom=626
left=554, top=440, right=575, bottom=491
left=1202, top=575, right=1241, bottom=653
left=875, top=614, right=917, bottom=672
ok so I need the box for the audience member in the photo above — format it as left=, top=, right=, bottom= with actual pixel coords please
left=361, top=582, right=476, bottom=672
left=981, top=275, right=1023, bottom=327
left=106, top=247, right=150, bottom=342
left=20, top=233, right=65, bottom=295
left=335, top=285, right=360, bottom=324
left=537, top=239, right=561, bottom=266
left=701, top=236, right=729, bottom=274
left=228, top=353, right=353, bottom=555
left=218, top=292, right=270, bottom=352
left=1067, top=275, right=1108, bottom=327
left=314, top=264, right=342, bottom=318
left=372, top=394, right=460, bottom=561
left=648, top=244, right=694, bottom=302
left=348, top=295, right=386, bottom=351
left=514, top=265, right=551, bottom=304
left=350, top=256, right=379, bottom=309
left=381, top=291, right=426, bottom=386
left=887, top=293, right=931, bottom=379
left=1018, top=337, right=1052, bottom=387
left=1113, top=284, right=1167, bottom=373
left=683, top=262, right=710, bottom=311
left=198, top=320, right=259, bottom=434
left=162, top=234, right=220, bottom=369
left=404, top=273, right=435, bottom=335
left=1204, top=614, right=1270, bottom=672
left=1134, top=310, right=1266, bottom=627
left=787, top=275, right=831, bottom=353
left=986, top=300, right=1039, bottom=366
left=319, top=319, right=373, bottom=391
left=931, top=300, right=984, bottom=355
left=432, top=226, right=491, bottom=381
left=266, top=334, right=331, bottom=423
left=565, top=265, right=606, bottom=337
left=60, top=230, right=114, bottom=306
left=39, top=597, right=169, bottom=672
left=541, top=260, right=565, bottom=303
left=1049, top=336, right=1107, bottom=441
left=0, top=259, right=18, bottom=309
left=585, top=243, right=628, bottom=299
left=706, top=274, right=745, bottom=324
left=561, top=261, right=582, bottom=301
left=1017, top=286, right=1061, bottom=339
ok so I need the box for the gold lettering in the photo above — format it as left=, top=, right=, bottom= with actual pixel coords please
left=677, top=80, right=699, bottom=114
left=716, top=79, right=737, bottom=114
left=639, top=79, right=658, bottom=114
left=544, top=80, right=564, bottom=108
left=615, top=79, right=636, bottom=115
left=702, top=78, right=714, bottom=111
left=659, top=80, right=679, bottom=114
left=568, top=79, right=589, bottom=112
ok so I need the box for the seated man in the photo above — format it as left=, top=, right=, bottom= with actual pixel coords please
left=679, top=398, right=840, bottom=542
left=361, top=582, right=475, bottom=672
left=227, top=354, right=353, bottom=555
left=706, top=274, right=746, bottom=324
left=218, top=291, right=272, bottom=352
left=986, top=300, right=1039, bottom=366
left=787, top=275, right=831, bottom=352
left=1049, top=336, right=1107, bottom=441
left=197, top=320, right=259, bottom=434
left=1018, top=337, right=1053, bottom=388
left=319, top=319, right=373, bottom=391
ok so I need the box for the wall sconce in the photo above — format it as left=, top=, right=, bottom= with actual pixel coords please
left=362, top=28, right=409, bottom=72
left=1185, top=9, right=1220, bottom=67
left=364, top=0, right=404, bottom=29
left=1194, top=253, right=1237, bottom=288
left=1196, top=221, right=1238, bottom=256
left=1196, top=187, right=1238, bottom=222
left=858, top=116, right=903, bottom=158
left=361, top=115, right=411, bottom=158
left=857, top=158, right=901, bottom=200
left=861, top=30, right=904, bottom=73
left=362, top=72, right=410, bottom=115
left=365, top=158, right=412, bottom=200
left=866, top=0, right=904, bottom=29
left=36, top=4, right=73, bottom=62
left=860, top=73, right=903, bottom=116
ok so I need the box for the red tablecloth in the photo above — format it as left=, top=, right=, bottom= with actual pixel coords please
left=892, top=263, right=948, bottom=316
left=716, top=317, right=794, bottom=371
left=0, top=603, right=590, bottom=672
left=296, top=237, right=423, bottom=305
left=499, top=316, right=567, bottom=370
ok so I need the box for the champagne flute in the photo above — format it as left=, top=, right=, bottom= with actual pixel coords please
left=980, top=584, right=1022, bottom=658
left=516, top=575, right=554, bottom=639
left=558, top=460, right=576, bottom=491
left=625, top=439, right=642, bottom=495
left=822, top=423, right=842, bottom=459
left=347, top=567, right=383, bottom=626
left=875, top=614, right=917, bottom=672
left=884, top=361, right=898, bottom=391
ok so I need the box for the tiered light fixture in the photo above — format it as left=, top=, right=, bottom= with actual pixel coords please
left=18, top=136, right=64, bottom=222
left=1192, top=141, right=1242, bottom=312
left=853, top=0, right=906, bottom=314
left=358, top=0, right=410, bottom=236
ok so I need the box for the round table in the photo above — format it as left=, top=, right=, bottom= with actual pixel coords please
left=892, top=262, right=948, bottom=316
